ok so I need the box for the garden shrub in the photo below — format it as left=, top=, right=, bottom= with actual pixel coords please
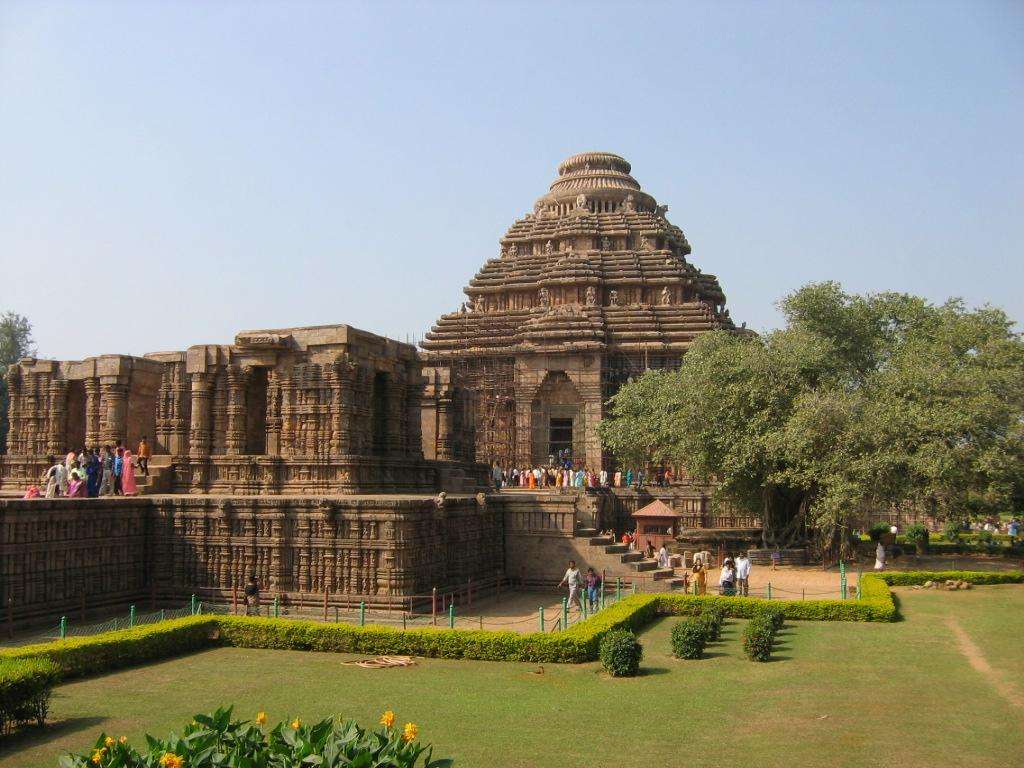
left=877, top=570, right=1023, bottom=587
left=58, top=705, right=452, bottom=767
left=742, top=616, right=776, bottom=662
left=0, top=658, right=59, bottom=736
left=670, top=620, right=706, bottom=660
left=868, top=523, right=890, bottom=542
left=598, top=630, right=643, bottom=677
left=755, top=603, right=785, bottom=631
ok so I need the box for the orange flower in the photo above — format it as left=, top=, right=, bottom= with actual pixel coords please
left=119, top=736, right=127, bottom=744
left=379, top=710, right=395, bottom=729
left=402, top=722, right=418, bottom=742
left=104, top=736, right=115, bottom=748
left=290, top=718, right=301, bottom=730
left=255, top=711, right=267, bottom=726
left=159, top=753, right=184, bottom=768
left=90, top=749, right=104, bottom=765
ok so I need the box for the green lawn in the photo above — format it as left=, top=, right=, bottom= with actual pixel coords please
left=2, top=586, right=1022, bottom=768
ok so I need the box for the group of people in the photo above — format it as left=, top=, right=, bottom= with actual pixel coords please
left=24, top=438, right=152, bottom=499
left=493, top=462, right=675, bottom=490
left=557, top=560, right=604, bottom=612
left=715, top=553, right=753, bottom=596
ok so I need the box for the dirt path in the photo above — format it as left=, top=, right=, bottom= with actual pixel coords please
left=945, top=615, right=1024, bottom=710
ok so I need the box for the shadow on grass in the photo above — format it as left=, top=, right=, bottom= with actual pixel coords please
left=0, top=716, right=106, bottom=757
left=636, top=666, right=671, bottom=677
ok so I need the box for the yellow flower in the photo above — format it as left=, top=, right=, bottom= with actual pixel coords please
left=402, top=722, right=418, bottom=742
left=104, top=736, right=115, bottom=748
left=379, top=710, right=395, bottom=729
left=290, top=718, right=301, bottom=730
left=255, top=711, right=267, bottom=726
left=159, top=753, right=184, bottom=768
left=119, top=736, right=127, bottom=744
left=90, top=750, right=103, bottom=765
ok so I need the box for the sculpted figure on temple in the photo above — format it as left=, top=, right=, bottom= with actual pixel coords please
left=538, top=287, right=550, bottom=307
left=575, top=193, right=587, bottom=211
left=660, top=286, right=671, bottom=305
left=656, top=204, right=669, bottom=217
left=623, top=193, right=636, bottom=212
left=601, top=236, right=611, bottom=251
left=533, top=201, right=545, bottom=219
left=544, top=240, right=553, bottom=255
left=585, top=286, right=597, bottom=306
left=508, top=243, right=518, bottom=257
left=640, top=235, right=651, bottom=251
left=609, top=290, right=619, bottom=306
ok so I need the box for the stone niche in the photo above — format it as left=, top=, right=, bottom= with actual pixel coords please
left=0, top=324, right=489, bottom=495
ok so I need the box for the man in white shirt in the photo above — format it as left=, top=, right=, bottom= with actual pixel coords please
left=558, top=560, right=583, bottom=612
left=735, top=552, right=752, bottom=596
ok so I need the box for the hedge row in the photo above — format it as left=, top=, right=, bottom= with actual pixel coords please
left=877, top=570, right=1023, bottom=587
left=0, top=658, right=60, bottom=736
left=3, top=571, right=1008, bottom=683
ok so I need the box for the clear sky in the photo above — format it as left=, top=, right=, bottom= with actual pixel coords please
left=1, top=1, right=1021, bottom=361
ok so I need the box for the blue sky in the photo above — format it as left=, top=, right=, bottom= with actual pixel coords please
left=1, top=1, right=1021, bottom=360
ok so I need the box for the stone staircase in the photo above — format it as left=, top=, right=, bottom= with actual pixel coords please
left=575, top=526, right=688, bottom=591
left=136, top=455, right=174, bottom=495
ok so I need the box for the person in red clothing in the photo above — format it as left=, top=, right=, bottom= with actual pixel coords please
left=136, top=436, right=151, bottom=477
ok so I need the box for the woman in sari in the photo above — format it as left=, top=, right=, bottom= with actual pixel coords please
left=121, top=450, right=139, bottom=496
left=692, top=561, right=707, bottom=595
left=67, top=470, right=87, bottom=498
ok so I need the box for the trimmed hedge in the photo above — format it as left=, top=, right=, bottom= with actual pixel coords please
left=670, top=620, right=706, bottom=659
left=878, top=570, right=1024, bottom=587
left=0, top=658, right=59, bottom=736
left=599, top=630, right=643, bottom=676
left=742, top=615, right=776, bottom=662
left=0, top=571, right=1007, bottom=680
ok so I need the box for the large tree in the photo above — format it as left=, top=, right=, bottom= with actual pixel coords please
left=599, top=283, right=1024, bottom=553
left=0, top=312, right=35, bottom=453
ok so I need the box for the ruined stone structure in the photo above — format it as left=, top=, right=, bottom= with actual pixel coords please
left=421, top=152, right=739, bottom=470
left=1, top=324, right=485, bottom=495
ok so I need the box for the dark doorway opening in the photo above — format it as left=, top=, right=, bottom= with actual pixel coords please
left=66, top=380, right=87, bottom=450
left=549, top=417, right=573, bottom=458
left=245, top=368, right=268, bottom=455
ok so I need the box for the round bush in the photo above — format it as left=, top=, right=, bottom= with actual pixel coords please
left=701, top=605, right=725, bottom=638
left=742, top=616, right=775, bottom=662
left=756, top=604, right=784, bottom=631
left=696, top=612, right=720, bottom=643
left=670, top=619, right=707, bottom=660
left=599, top=630, right=643, bottom=677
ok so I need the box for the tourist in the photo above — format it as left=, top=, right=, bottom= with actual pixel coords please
left=43, top=456, right=65, bottom=498
left=1009, top=517, right=1020, bottom=544
left=625, top=469, right=633, bottom=487
left=770, top=548, right=781, bottom=571
left=599, top=469, right=608, bottom=486
left=874, top=540, right=886, bottom=571
left=85, top=448, right=99, bottom=497
left=23, top=485, right=40, bottom=499
left=585, top=567, right=601, bottom=611
left=613, top=470, right=622, bottom=487
left=657, top=544, right=669, bottom=569
left=719, top=557, right=736, bottom=596
left=99, top=446, right=113, bottom=496
left=646, top=540, right=656, bottom=560
left=665, top=467, right=674, bottom=485
left=242, top=573, right=260, bottom=618
left=122, top=450, right=139, bottom=496
left=137, top=436, right=151, bottom=477
left=558, top=559, right=583, bottom=613
left=67, top=470, right=87, bottom=498
left=735, top=551, right=752, bottom=596
left=692, top=560, right=707, bottom=595
left=113, top=447, right=124, bottom=495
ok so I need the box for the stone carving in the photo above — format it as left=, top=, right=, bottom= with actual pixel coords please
left=601, top=236, right=611, bottom=251
left=585, top=286, right=597, bottom=306
left=508, top=243, right=518, bottom=257
left=234, top=333, right=291, bottom=348
left=609, top=289, right=619, bottom=306
left=640, top=235, right=651, bottom=251
left=575, top=193, right=587, bottom=211
left=660, top=287, right=671, bottom=305
left=623, top=194, right=636, bottom=212
left=538, top=287, right=550, bottom=307
left=544, top=240, right=553, bottom=255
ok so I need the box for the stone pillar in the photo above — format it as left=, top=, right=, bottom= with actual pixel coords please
left=84, top=378, right=101, bottom=447
left=99, top=377, right=128, bottom=446
left=188, top=372, right=213, bottom=457
left=5, top=365, right=23, bottom=455
left=404, top=368, right=424, bottom=459
left=224, top=365, right=246, bottom=455
left=280, top=375, right=297, bottom=457
left=46, top=377, right=67, bottom=454
left=435, top=394, right=455, bottom=461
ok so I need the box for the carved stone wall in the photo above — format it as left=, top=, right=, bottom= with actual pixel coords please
left=0, top=494, right=503, bottom=629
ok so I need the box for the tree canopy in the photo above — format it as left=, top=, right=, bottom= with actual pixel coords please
left=598, top=283, right=1024, bottom=551
left=0, top=312, right=35, bottom=453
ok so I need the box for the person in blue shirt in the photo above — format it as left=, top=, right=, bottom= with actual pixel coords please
left=113, top=448, right=124, bottom=495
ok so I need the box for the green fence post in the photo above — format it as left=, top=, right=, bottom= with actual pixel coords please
left=402, top=614, right=407, bottom=631
left=448, top=604, right=454, bottom=629
left=539, top=606, right=545, bottom=632
left=581, top=596, right=588, bottom=620
left=59, top=616, right=67, bottom=640
left=631, top=581, right=636, bottom=596
left=839, top=561, right=847, bottom=600
left=616, top=578, right=622, bottom=602
left=767, top=582, right=772, bottom=600
left=562, top=597, right=568, bottom=629
left=190, top=594, right=197, bottom=615
left=857, top=569, right=862, bottom=599
left=274, top=596, right=280, bottom=619
left=129, top=605, right=135, bottom=628
left=359, top=601, right=366, bottom=627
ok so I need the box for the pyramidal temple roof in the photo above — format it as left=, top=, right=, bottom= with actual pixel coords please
left=421, top=152, right=738, bottom=357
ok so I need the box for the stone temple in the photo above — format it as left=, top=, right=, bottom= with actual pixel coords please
left=421, top=151, right=736, bottom=470
left=0, top=152, right=748, bottom=631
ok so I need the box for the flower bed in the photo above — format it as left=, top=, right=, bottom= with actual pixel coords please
left=59, top=706, right=451, bottom=767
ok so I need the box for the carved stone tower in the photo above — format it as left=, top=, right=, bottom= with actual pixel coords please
left=420, top=151, right=739, bottom=470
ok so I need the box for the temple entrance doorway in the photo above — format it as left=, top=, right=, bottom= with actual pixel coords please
left=530, top=372, right=582, bottom=465
left=245, top=368, right=268, bottom=455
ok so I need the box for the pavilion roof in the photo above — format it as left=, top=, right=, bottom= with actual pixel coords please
left=631, top=499, right=679, bottom=518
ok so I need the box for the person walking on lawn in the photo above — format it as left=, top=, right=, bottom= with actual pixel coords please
left=558, top=560, right=583, bottom=614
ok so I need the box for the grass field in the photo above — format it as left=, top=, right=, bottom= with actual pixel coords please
left=2, top=586, right=1022, bottom=768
